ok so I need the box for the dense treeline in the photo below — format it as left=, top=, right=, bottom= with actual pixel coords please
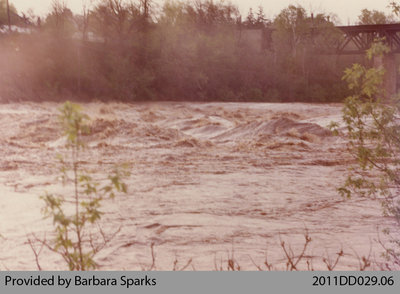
left=0, top=0, right=394, bottom=102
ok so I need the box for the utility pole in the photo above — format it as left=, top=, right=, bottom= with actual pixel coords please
left=6, top=0, right=11, bottom=32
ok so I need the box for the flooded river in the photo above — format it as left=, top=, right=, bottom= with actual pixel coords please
left=0, top=102, right=394, bottom=270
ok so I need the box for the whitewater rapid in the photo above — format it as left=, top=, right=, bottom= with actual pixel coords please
left=0, top=102, right=392, bottom=270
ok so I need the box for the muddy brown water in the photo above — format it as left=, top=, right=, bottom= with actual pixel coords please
left=0, top=102, right=394, bottom=270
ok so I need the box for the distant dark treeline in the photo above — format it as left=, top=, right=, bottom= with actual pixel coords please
left=0, top=0, right=382, bottom=103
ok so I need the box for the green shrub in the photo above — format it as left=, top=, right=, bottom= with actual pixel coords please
left=331, top=41, right=400, bottom=269
left=35, top=101, right=129, bottom=270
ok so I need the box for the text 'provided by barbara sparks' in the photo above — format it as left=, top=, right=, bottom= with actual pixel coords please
left=4, top=274, right=157, bottom=289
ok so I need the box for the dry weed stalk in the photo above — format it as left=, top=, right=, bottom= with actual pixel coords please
left=142, top=231, right=373, bottom=271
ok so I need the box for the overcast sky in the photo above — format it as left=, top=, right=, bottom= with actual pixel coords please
left=9, top=0, right=397, bottom=25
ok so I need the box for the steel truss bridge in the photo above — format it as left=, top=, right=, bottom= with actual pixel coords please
left=336, top=23, right=400, bottom=54
left=262, top=23, right=400, bottom=96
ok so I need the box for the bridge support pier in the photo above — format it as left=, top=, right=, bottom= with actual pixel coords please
left=373, top=53, right=397, bottom=99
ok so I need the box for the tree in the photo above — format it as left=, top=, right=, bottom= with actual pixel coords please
left=274, top=5, right=309, bottom=58
left=31, top=102, right=129, bottom=270
left=255, top=6, right=268, bottom=27
left=44, top=0, right=76, bottom=37
left=331, top=40, right=400, bottom=269
left=244, top=8, right=255, bottom=27
left=358, top=8, right=393, bottom=25
left=76, top=0, right=92, bottom=41
left=0, top=0, right=17, bottom=27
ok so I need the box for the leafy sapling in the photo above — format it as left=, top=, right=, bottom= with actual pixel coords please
left=33, top=101, right=129, bottom=270
left=331, top=40, right=400, bottom=269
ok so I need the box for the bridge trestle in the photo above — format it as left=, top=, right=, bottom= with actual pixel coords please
left=337, top=24, right=400, bottom=98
